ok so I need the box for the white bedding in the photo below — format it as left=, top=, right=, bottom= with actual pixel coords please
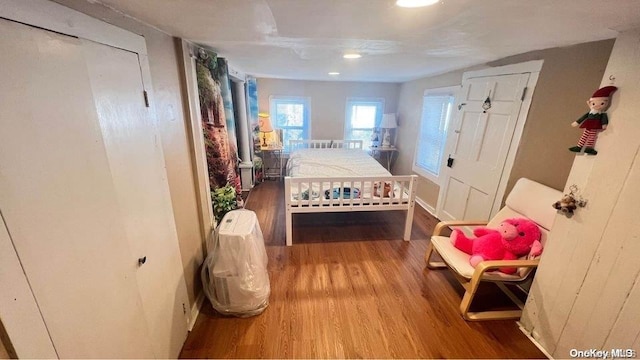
left=286, top=148, right=406, bottom=201
left=287, top=148, right=390, bottom=178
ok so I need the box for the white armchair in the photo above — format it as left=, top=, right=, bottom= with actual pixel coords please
left=425, top=178, right=562, bottom=321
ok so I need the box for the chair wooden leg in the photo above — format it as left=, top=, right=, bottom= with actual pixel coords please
left=460, top=280, right=524, bottom=321
left=459, top=280, right=477, bottom=320
left=465, top=310, right=523, bottom=321
left=425, top=243, right=446, bottom=269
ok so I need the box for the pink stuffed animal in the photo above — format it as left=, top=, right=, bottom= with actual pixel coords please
left=451, top=218, right=543, bottom=274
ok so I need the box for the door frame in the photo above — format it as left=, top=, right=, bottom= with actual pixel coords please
left=179, top=40, right=215, bottom=247
left=0, top=0, right=157, bottom=357
left=436, top=60, right=544, bottom=220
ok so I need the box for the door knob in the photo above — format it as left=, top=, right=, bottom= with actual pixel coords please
left=447, top=155, right=454, bottom=168
left=138, top=256, right=147, bottom=266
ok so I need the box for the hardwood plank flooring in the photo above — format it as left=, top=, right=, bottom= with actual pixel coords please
left=180, top=181, right=545, bottom=359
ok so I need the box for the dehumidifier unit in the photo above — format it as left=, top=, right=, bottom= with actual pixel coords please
left=201, top=209, right=270, bottom=317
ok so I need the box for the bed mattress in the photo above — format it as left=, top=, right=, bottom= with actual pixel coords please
left=287, top=148, right=390, bottom=178
left=286, top=148, right=406, bottom=202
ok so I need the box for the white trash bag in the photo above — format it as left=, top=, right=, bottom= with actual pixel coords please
left=201, top=209, right=270, bottom=317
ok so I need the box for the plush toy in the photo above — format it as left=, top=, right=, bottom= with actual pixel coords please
left=569, top=86, right=617, bottom=155
left=451, top=218, right=543, bottom=274
left=373, top=182, right=393, bottom=198
left=553, top=194, right=578, bottom=215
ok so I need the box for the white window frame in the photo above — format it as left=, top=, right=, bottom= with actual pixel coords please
left=344, top=98, right=385, bottom=149
left=269, top=95, right=311, bottom=153
left=412, top=86, right=458, bottom=185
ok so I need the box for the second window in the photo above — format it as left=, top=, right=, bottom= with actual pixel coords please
left=344, top=98, right=384, bottom=149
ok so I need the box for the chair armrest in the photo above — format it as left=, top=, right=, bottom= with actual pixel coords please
left=470, top=259, right=540, bottom=287
left=432, top=220, right=489, bottom=236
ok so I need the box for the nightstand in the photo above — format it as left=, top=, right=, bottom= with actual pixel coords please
left=261, top=147, right=283, bottom=180
left=370, top=146, right=398, bottom=172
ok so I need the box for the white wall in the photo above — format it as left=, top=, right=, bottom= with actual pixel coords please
left=521, top=28, right=640, bottom=357
left=257, top=78, right=400, bottom=140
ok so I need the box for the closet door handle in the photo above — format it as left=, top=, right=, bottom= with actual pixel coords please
left=138, top=256, right=147, bottom=266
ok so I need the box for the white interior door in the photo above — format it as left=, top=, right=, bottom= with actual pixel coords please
left=0, top=19, right=155, bottom=358
left=0, top=211, right=57, bottom=358
left=437, top=73, right=530, bottom=221
left=82, top=39, right=189, bottom=358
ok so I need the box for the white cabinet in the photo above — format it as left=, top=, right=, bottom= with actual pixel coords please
left=0, top=7, right=188, bottom=358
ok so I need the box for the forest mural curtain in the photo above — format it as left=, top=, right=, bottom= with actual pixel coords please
left=246, top=76, right=263, bottom=182
left=195, top=48, right=241, bottom=198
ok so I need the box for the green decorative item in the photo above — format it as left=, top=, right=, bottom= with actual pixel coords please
left=212, top=183, right=238, bottom=223
left=569, top=86, right=618, bottom=155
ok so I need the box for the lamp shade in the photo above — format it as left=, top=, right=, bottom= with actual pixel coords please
left=258, top=113, right=273, bottom=132
left=380, top=113, right=398, bottom=129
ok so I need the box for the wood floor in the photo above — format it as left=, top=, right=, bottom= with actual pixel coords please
left=180, top=181, right=545, bottom=359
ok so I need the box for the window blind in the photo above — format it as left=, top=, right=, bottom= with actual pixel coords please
left=415, top=95, right=453, bottom=177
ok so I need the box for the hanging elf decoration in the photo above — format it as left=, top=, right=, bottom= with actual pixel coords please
left=569, top=85, right=617, bottom=155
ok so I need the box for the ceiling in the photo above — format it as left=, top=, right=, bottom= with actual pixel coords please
left=93, top=0, right=640, bottom=82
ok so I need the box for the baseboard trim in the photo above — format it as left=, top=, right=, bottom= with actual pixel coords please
left=189, top=291, right=205, bottom=331
left=415, top=196, right=437, bottom=217
left=517, top=322, right=554, bottom=359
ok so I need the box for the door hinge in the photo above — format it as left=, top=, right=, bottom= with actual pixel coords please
left=182, top=303, right=187, bottom=315
left=520, top=87, right=528, bottom=101
left=143, top=90, right=150, bottom=108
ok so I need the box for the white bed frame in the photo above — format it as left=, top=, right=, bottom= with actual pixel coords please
left=284, top=140, right=418, bottom=246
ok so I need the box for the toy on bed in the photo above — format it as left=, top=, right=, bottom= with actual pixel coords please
left=324, top=187, right=360, bottom=199
left=295, top=189, right=320, bottom=200
left=373, top=182, right=394, bottom=198
left=450, top=218, right=543, bottom=274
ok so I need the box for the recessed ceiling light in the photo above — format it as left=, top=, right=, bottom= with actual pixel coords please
left=396, top=0, right=439, bottom=8
left=328, top=72, right=340, bottom=75
left=343, top=53, right=362, bottom=59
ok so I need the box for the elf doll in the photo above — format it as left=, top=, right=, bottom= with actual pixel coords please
left=569, top=85, right=617, bottom=155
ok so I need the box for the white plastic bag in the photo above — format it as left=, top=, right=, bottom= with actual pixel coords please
left=201, top=210, right=270, bottom=317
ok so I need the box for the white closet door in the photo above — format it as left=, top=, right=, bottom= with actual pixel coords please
left=81, top=40, right=189, bottom=358
left=0, top=213, right=56, bottom=358
left=0, top=19, right=154, bottom=358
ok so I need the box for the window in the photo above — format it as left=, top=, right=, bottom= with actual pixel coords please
left=270, top=96, right=310, bottom=152
left=413, top=87, right=456, bottom=183
left=344, top=99, right=384, bottom=149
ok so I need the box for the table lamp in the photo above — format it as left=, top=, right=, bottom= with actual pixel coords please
left=258, top=113, right=273, bottom=148
left=380, top=113, right=397, bottom=148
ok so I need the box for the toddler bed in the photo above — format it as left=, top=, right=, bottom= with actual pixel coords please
left=284, top=140, right=418, bottom=246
